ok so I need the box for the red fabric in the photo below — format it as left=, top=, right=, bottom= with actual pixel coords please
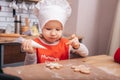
left=114, top=48, right=120, bottom=63
left=34, top=38, right=69, bottom=63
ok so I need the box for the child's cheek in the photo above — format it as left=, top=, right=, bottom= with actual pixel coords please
left=43, top=30, right=50, bottom=36
left=58, top=31, right=63, bottom=36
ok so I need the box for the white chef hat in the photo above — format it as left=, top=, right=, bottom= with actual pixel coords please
left=34, top=0, right=71, bottom=29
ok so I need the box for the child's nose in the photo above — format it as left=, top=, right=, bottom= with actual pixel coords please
left=50, top=30, right=57, bottom=35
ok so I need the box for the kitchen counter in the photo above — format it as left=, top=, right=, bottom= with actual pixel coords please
left=0, top=33, right=38, bottom=44
left=2, top=55, right=120, bottom=80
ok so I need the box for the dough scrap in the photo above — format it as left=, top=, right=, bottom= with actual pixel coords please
left=71, top=65, right=90, bottom=74
left=46, top=62, right=63, bottom=69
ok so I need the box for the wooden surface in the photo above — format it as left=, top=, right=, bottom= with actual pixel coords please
left=0, top=33, right=26, bottom=37
left=0, top=34, right=37, bottom=44
left=79, top=55, right=120, bottom=77
left=3, top=55, right=120, bottom=80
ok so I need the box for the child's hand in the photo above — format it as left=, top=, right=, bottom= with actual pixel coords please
left=66, top=34, right=80, bottom=49
left=21, top=39, right=35, bottom=54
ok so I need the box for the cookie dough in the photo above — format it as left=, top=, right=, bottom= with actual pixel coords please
left=71, top=65, right=90, bottom=74
left=46, top=62, right=63, bottom=69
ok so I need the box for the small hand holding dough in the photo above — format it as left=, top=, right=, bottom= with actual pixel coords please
left=71, top=65, right=90, bottom=74
left=66, top=34, right=80, bottom=49
left=46, top=62, right=63, bottom=69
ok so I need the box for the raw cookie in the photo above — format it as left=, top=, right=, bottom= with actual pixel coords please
left=46, top=62, right=63, bottom=69
left=71, top=65, right=90, bottom=74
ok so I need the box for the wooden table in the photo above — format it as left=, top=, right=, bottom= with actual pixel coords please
left=2, top=55, right=120, bottom=80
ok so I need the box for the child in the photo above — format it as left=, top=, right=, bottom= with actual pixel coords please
left=21, top=0, right=89, bottom=65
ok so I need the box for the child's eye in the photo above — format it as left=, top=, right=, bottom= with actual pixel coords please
left=56, top=29, right=61, bottom=31
left=46, top=28, right=51, bottom=30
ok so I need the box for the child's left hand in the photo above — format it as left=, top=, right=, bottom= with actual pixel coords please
left=66, top=34, right=80, bottom=49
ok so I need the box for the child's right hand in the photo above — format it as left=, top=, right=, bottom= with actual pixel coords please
left=21, top=39, right=35, bottom=54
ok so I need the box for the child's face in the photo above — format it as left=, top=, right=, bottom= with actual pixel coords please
left=42, top=20, right=63, bottom=43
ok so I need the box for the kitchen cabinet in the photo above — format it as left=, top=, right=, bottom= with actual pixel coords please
left=0, top=43, right=25, bottom=67
left=0, top=34, right=37, bottom=68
